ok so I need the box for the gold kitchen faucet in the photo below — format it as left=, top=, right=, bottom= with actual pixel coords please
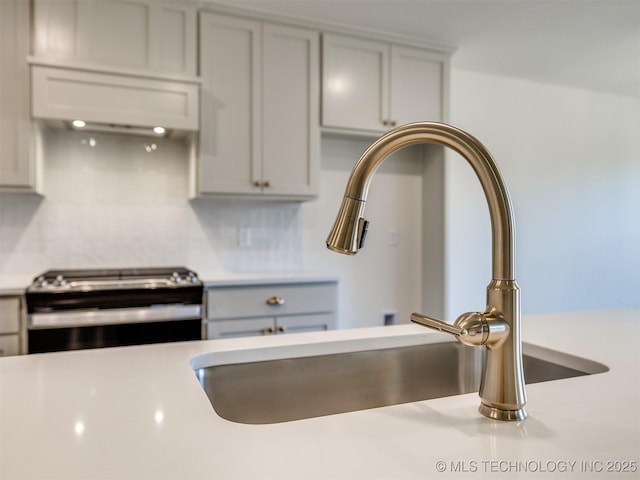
left=326, top=122, right=527, bottom=421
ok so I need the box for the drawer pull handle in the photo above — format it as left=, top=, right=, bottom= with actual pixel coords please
left=266, top=296, right=285, bottom=306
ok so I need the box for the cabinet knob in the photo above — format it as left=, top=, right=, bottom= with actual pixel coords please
left=276, top=326, right=286, bottom=334
left=260, top=327, right=274, bottom=335
left=266, top=296, right=285, bottom=306
left=253, top=180, right=261, bottom=187
left=263, top=180, right=270, bottom=188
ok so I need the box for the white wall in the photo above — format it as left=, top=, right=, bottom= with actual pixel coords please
left=302, top=136, right=424, bottom=328
left=445, top=69, right=640, bottom=317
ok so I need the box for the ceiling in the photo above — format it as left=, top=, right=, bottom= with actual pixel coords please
left=206, top=0, right=640, bottom=98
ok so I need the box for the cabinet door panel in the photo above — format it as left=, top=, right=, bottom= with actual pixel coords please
left=199, top=13, right=261, bottom=194
left=277, top=313, right=336, bottom=334
left=35, top=0, right=196, bottom=76
left=322, top=34, right=389, bottom=132
left=156, top=3, right=197, bottom=75
left=0, top=297, right=20, bottom=334
left=390, top=46, right=444, bottom=124
left=0, top=0, right=34, bottom=190
left=206, top=318, right=275, bottom=339
left=0, top=335, right=20, bottom=357
left=262, top=24, right=319, bottom=197
left=77, top=0, right=150, bottom=69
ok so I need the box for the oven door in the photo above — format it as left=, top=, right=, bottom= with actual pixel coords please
left=27, top=305, right=203, bottom=354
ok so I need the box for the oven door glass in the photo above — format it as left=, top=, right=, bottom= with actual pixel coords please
left=28, top=318, right=202, bottom=354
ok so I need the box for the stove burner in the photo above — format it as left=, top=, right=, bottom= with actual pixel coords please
left=29, top=267, right=201, bottom=292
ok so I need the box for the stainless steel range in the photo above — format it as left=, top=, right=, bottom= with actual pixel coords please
left=25, top=267, right=203, bottom=353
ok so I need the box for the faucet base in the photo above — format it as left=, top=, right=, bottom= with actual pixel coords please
left=479, top=403, right=527, bottom=422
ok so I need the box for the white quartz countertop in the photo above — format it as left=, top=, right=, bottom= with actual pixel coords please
left=1, top=309, right=639, bottom=479
left=0, top=273, right=33, bottom=296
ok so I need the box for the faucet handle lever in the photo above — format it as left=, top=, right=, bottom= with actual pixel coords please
left=410, top=312, right=466, bottom=337
left=411, top=311, right=490, bottom=346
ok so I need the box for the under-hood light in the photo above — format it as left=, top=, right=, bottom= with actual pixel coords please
left=67, top=121, right=169, bottom=137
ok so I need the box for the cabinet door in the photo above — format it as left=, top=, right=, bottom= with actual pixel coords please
left=206, top=318, right=275, bottom=339
left=0, top=297, right=20, bottom=334
left=276, top=313, right=336, bottom=335
left=262, top=24, right=319, bottom=197
left=322, top=34, right=389, bottom=132
left=390, top=45, right=444, bottom=124
left=0, top=0, right=35, bottom=191
left=0, top=335, right=20, bottom=357
left=33, top=0, right=196, bottom=76
left=0, top=296, right=22, bottom=356
left=198, top=13, right=261, bottom=195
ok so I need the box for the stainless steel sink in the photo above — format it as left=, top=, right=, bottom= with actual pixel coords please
left=195, top=342, right=608, bottom=424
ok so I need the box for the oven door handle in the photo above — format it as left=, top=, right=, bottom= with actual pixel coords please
left=29, top=305, right=202, bottom=329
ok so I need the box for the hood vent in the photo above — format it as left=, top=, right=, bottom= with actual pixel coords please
left=68, top=120, right=169, bottom=138
left=30, top=61, right=199, bottom=137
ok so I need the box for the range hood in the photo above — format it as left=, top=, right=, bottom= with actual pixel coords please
left=30, top=59, right=200, bottom=137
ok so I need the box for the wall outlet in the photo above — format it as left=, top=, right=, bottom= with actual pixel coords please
left=238, top=228, right=252, bottom=247
left=382, top=310, right=397, bottom=326
left=387, top=227, right=398, bottom=246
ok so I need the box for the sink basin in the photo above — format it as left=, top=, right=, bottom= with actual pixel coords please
left=195, top=341, right=608, bottom=424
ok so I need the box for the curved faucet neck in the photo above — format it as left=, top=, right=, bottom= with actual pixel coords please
left=343, top=122, right=516, bottom=281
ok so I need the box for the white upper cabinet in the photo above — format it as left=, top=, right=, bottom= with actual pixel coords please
left=322, top=33, right=448, bottom=134
left=0, top=0, right=37, bottom=192
left=390, top=45, right=446, bottom=126
left=198, top=12, right=319, bottom=199
left=33, top=0, right=197, bottom=77
left=322, top=34, right=389, bottom=133
left=262, top=23, right=319, bottom=197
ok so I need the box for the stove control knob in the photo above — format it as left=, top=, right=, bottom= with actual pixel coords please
left=55, top=275, right=67, bottom=287
left=188, top=272, right=199, bottom=283
left=36, top=276, right=48, bottom=289
left=171, top=272, right=182, bottom=284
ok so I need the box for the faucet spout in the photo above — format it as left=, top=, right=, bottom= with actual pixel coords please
left=326, top=122, right=527, bottom=421
left=327, top=122, right=515, bottom=280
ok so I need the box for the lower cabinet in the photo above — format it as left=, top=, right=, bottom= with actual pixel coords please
left=204, top=281, right=338, bottom=339
left=0, top=295, right=23, bottom=356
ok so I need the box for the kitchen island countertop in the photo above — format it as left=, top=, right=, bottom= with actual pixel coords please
left=1, top=308, right=639, bottom=479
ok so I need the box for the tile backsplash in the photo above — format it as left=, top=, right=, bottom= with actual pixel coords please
left=0, top=129, right=303, bottom=275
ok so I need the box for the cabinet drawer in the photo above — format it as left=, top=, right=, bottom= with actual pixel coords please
left=206, top=283, right=337, bottom=320
left=0, top=297, right=20, bottom=333
left=206, top=318, right=275, bottom=339
left=0, top=334, right=20, bottom=356
left=280, top=313, right=336, bottom=334
left=205, top=313, right=336, bottom=339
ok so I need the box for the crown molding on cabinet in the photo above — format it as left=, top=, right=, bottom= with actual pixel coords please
left=198, top=1, right=456, bottom=55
